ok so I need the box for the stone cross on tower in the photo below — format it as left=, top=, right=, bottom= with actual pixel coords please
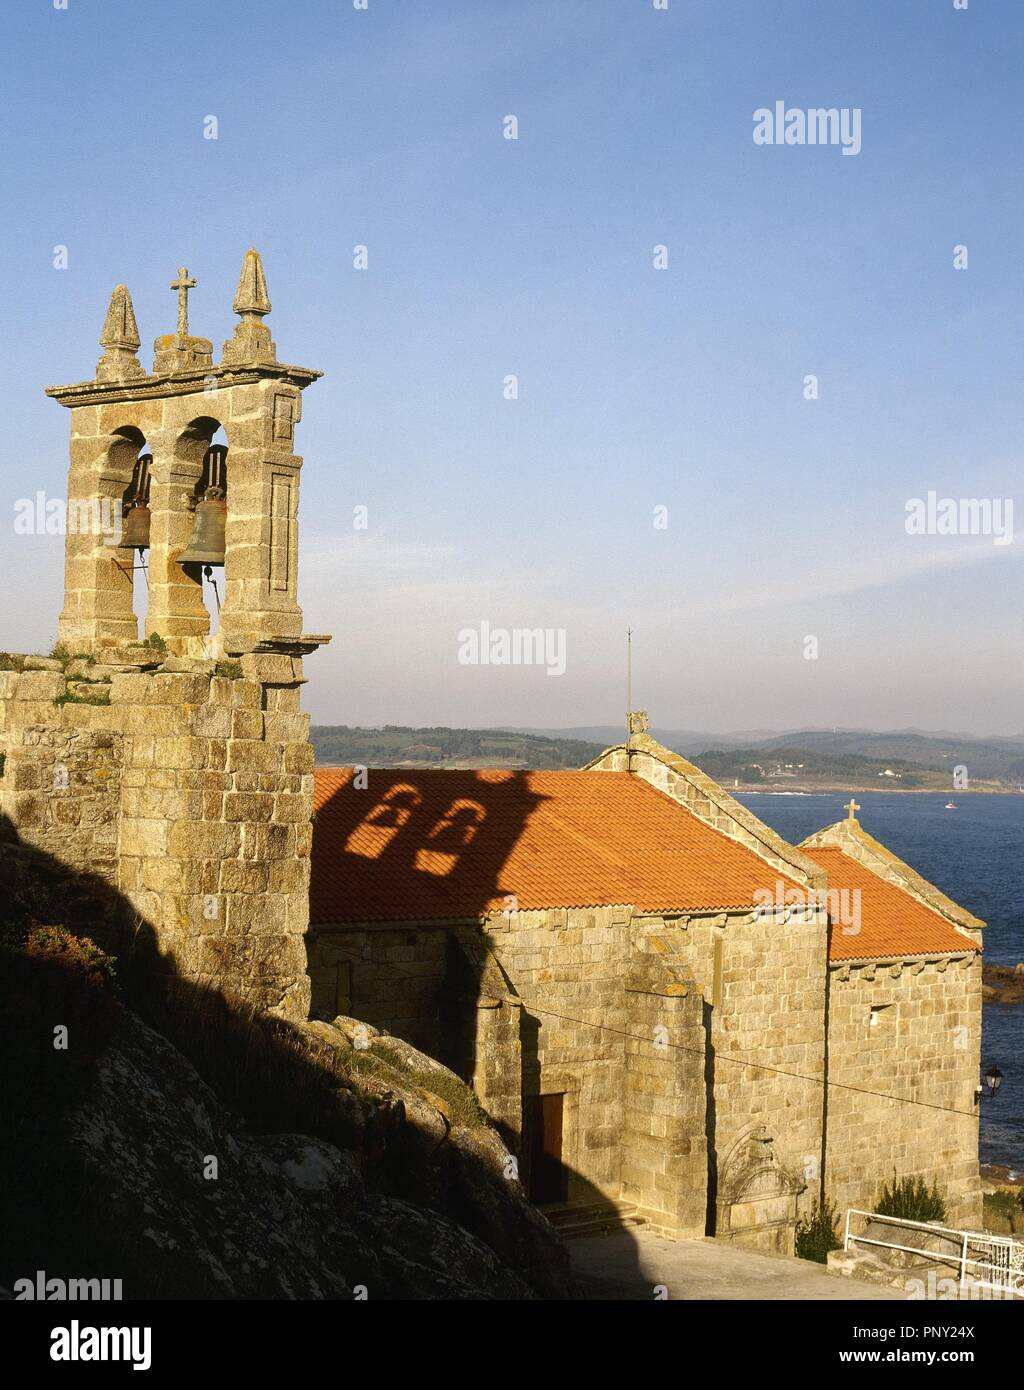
left=171, top=267, right=197, bottom=338
left=844, top=798, right=861, bottom=821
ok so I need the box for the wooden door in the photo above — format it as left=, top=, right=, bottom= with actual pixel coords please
left=528, top=1093, right=566, bottom=1204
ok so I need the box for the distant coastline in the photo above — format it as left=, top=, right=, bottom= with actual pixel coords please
left=308, top=725, right=1024, bottom=793
left=738, top=783, right=1020, bottom=797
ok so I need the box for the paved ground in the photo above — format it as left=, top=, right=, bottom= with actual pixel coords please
left=570, top=1229, right=906, bottom=1300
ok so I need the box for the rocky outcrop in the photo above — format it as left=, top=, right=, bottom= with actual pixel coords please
left=58, top=1008, right=559, bottom=1299
left=293, top=1016, right=571, bottom=1298
left=0, top=907, right=572, bottom=1300
left=982, top=963, right=1024, bottom=1003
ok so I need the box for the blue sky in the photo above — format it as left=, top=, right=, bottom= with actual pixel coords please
left=1, top=0, right=1021, bottom=734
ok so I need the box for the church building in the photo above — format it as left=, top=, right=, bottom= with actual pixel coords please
left=308, top=735, right=984, bottom=1248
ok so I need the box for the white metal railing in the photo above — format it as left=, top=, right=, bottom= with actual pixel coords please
left=843, top=1207, right=1024, bottom=1298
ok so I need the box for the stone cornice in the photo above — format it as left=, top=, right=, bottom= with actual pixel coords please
left=254, top=635, right=332, bottom=657
left=45, top=361, right=323, bottom=408
left=829, top=949, right=978, bottom=972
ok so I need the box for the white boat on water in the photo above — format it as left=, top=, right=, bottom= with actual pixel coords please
left=945, top=801, right=957, bottom=810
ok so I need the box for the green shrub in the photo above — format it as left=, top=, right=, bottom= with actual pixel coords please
left=875, top=1175, right=946, bottom=1223
left=795, top=1198, right=843, bottom=1263
left=146, top=632, right=167, bottom=651
left=214, top=660, right=243, bottom=680
left=24, top=925, right=118, bottom=988
left=50, top=642, right=71, bottom=664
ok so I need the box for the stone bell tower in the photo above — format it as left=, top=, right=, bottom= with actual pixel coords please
left=0, top=252, right=331, bottom=1019
left=49, top=248, right=325, bottom=662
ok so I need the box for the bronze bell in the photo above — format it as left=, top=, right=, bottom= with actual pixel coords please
left=178, top=486, right=226, bottom=567
left=119, top=449, right=152, bottom=552
left=118, top=499, right=151, bottom=552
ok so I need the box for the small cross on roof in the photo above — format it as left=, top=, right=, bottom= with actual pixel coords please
left=844, top=798, right=861, bottom=821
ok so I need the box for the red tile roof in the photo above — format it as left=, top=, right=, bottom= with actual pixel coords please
left=803, top=846, right=979, bottom=962
left=310, top=767, right=801, bottom=924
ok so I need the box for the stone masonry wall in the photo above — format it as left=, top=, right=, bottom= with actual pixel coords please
left=307, top=922, right=525, bottom=1151
left=0, top=668, right=122, bottom=889
left=640, top=907, right=829, bottom=1241
left=482, top=904, right=630, bottom=1204
left=309, top=906, right=710, bottom=1232
left=0, top=656, right=314, bottom=1019
left=307, top=924, right=447, bottom=1056
left=622, top=952, right=707, bottom=1236
left=825, top=954, right=982, bottom=1229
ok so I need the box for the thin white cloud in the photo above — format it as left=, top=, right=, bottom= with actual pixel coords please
left=664, top=535, right=1020, bottom=617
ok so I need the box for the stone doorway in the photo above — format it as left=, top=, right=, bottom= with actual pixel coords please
left=528, top=1093, right=567, bottom=1204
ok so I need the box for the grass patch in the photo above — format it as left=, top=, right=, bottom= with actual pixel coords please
left=405, top=1067, right=487, bottom=1127
left=214, top=660, right=243, bottom=680
left=56, top=690, right=111, bottom=707
left=344, top=1040, right=487, bottom=1128
left=368, top=1041, right=408, bottom=1070
left=364, top=1040, right=487, bottom=1127
left=983, top=1189, right=1024, bottom=1236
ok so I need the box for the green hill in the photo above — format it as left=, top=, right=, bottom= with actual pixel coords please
left=311, top=725, right=606, bottom=770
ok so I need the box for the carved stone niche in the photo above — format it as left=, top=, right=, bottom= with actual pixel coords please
left=715, top=1124, right=806, bottom=1255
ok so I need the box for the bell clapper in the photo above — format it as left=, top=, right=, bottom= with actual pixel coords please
left=204, top=564, right=221, bottom=614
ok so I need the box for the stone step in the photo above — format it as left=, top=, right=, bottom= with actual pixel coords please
left=555, top=1214, right=648, bottom=1239
left=544, top=1201, right=645, bottom=1239
left=544, top=1199, right=637, bottom=1223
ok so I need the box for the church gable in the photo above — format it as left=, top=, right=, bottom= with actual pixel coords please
left=584, top=734, right=826, bottom=891
left=804, top=845, right=980, bottom=962
left=800, top=809, right=984, bottom=957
